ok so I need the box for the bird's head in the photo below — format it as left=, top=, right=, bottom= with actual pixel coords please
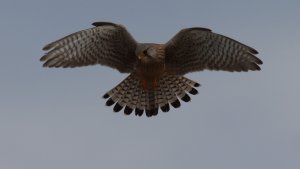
left=136, top=44, right=163, bottom=63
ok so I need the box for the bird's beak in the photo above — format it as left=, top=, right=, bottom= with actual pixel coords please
left=138, top=52, right=148, bottom=60
left=138, top=54, right=143, bottom=60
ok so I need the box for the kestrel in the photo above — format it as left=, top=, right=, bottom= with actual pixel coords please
left=41, top=22, right=262, bottom=117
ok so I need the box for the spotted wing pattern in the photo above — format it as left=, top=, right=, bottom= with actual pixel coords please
left=165, top=28, right=263, bottom=75
left=40, top=22, right=137, bottom=73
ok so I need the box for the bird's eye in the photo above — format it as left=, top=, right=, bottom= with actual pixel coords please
left=143, top=50, right=148, bottom=56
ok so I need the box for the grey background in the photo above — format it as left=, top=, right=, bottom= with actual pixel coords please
left=0, top=0, right=299, bottom=169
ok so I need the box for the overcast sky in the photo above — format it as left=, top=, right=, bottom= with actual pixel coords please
left=0, top=0, right=299, bottom=169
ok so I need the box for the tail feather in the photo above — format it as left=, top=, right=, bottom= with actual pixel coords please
left=160, top=77, right=178, bottom=105
left=145, top=90, right=156, bottom=117
left=124, top=82, right=141, bottom=115
left=116, top=77, right=139, bottom=110
left=155, top=83, right=169, bottom=110
left=103, top=75, right=135, bottom=112
left=135, top=89, right=146, bottom=116
left=103, top=74, right=200, bottom=117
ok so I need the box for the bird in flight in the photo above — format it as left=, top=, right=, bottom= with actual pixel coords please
left=41, top=22, right=262, bottom=117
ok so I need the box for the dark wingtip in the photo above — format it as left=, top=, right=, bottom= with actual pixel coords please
left=153, top=108, right=159, bottom=116
left=189, top=88, right=198, bottom=95
left=103, top=93, right=109, bottom=99
left=40, top=55, right=47, bottom=61
left=135, top=108, right=144, bottom=116
left=250, top=48, right=259, bottom=54
left=105, top=98, right=115, bottom=106
left=92, top=22, right=117, bottom=27
left=42, top=46, right=50, bottom=51
left=160, top=104, right=170, bottom=112
left=124, top=106, right=133, bottom=115
left=256, top=58, right=263, bottom=65
left=188, top=27, right=212, bottom=32
left=248, top=62, right=261, bottom=71
left=113, top=103, right=123, bottom=112
left=194, top=83, right=200, bottom=87
left=255, top=64, right=261, bottom=71
left=181, top=93, right=191, bottom=102
left=171, top=99, right=181, bottom=108
left=145, top=109, right=152, bottom=117
left=145, top=108, right=158, bottom=117
left=42, top=63, right=49, bottom=68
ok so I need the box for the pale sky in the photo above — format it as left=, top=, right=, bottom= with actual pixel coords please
left=0, top=0, right=299, bottom=169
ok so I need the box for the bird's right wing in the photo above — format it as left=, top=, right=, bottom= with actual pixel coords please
left=165, top=27, right=262, bottom=75
left=40, top=22, right=137, bottom=73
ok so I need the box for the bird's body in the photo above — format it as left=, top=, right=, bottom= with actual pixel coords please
left=41, top=22, right=262, bottom=117
left=135, top=43, right=165, bottom=89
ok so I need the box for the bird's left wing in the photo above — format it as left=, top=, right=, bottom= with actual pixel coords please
left=165, top=27, right=262, bottom=75
left=41, top=22, right=137, bottom=73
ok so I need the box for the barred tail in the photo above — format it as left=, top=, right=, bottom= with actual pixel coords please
left=103, top=74, right=200, bottom=117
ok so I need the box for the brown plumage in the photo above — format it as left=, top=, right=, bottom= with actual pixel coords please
left=41, top=22, right=262, bottom=117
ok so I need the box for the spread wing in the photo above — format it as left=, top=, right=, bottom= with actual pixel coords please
left=165, top=27, right=263, bottom=75
left=40, top=22, right=137, bottom=73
